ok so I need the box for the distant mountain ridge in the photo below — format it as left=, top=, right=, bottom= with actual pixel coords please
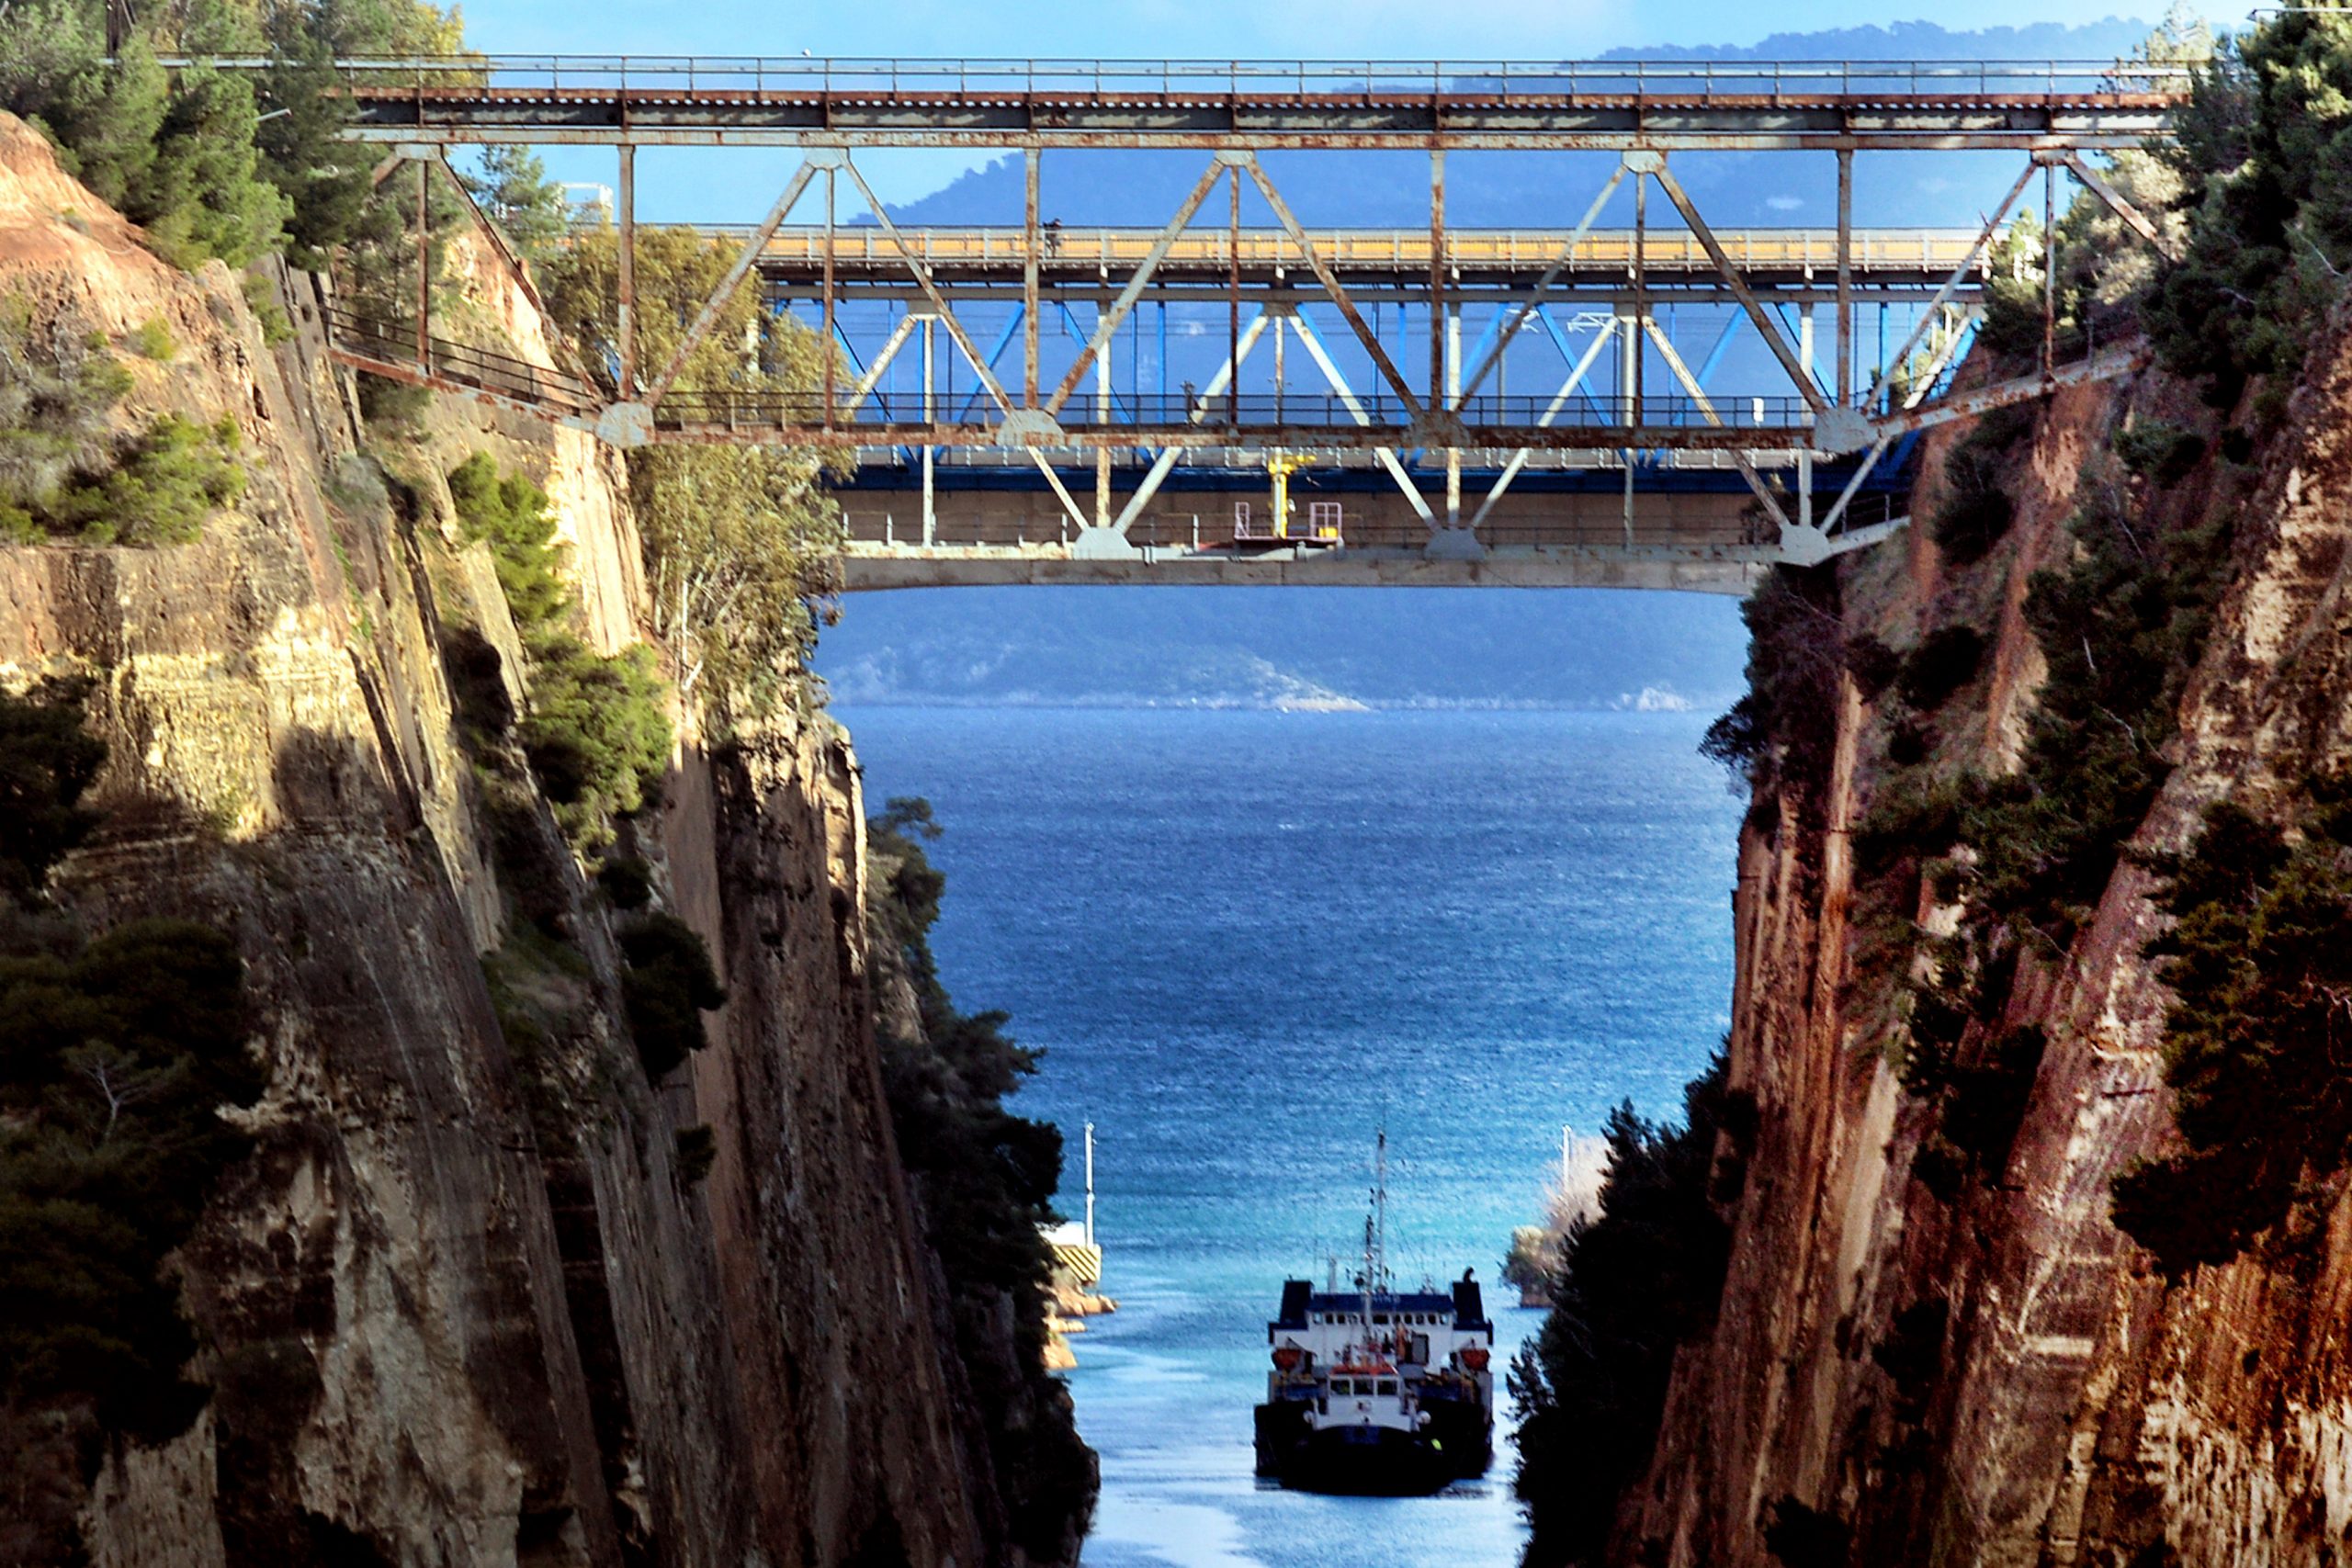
left=870, top=19, right=2158, bottom=231
left=816, top=587, right=1748, bottom=712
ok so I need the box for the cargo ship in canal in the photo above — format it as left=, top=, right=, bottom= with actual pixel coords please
left=1251, top=1134, right=1496, bottom=1495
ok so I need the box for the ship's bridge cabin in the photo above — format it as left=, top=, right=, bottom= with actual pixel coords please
left=1264, top=1279, right=1494, bottom=1392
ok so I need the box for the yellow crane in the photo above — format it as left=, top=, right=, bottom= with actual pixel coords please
left=1266, top=449, right=1318, bottom=539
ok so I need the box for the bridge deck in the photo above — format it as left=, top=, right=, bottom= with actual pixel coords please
left=316, top=55, right=2188, bottom=149
left=837, top=545, right=1776, bottom=592
left=739, top=225, right=1990, bottom=299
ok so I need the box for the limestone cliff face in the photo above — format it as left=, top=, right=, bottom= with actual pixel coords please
left=1628, top=328, right=2352, bottom=1566
left=0, top=113, right=1004, bottom=1566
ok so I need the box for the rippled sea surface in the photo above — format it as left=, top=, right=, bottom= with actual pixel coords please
left=834, top=706, right=1743, bottom=1568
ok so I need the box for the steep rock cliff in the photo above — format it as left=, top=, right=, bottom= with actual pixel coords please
left=1628, top=324, right=2352, bottom=1566
left=0, top=111, right=1012, bottom=1567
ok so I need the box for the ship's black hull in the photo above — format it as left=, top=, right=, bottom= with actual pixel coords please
left=1254, top=1402, right=1490, bottom=1496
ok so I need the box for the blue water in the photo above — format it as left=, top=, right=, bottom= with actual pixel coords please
left=835, top=706, right=1743, bottom=1568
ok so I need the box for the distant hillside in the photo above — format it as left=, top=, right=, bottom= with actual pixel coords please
left=815, top=587, right=1748, bottom=711
left=875, top=19, right=2156, bottom=231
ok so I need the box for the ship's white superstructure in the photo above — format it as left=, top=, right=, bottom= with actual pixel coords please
left=1252, top=1134, right=1495, bottom=1494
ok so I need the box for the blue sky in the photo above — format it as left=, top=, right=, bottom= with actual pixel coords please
left=461, top=0, right=2166, bottom=62
left=454, top=2, right=2222, bottom=216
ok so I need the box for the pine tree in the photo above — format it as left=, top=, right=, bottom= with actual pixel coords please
left=461, top=145, right=569, bottom=261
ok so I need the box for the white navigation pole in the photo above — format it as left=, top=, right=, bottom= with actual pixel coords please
left=1084, top=1122, right=1096, bottom=1247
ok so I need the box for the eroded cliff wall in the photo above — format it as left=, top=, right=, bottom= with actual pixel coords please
left=1629, top=321, right=2352, bottom=1564
left=0, top=112, right=1001, bottom=1567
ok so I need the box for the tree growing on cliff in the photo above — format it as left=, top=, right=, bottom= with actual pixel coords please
left=447, top=453, right=673, bottom=844
left=2144, top=6, right=2352, bottom=404
left=0, top=679, right=106, bottom=904
left=0, top=17, right=288, bottom=269
left=1510, top=1053, right=1752, bottom=1567
left=2111, top=787, right=2352, bottom=1273
left=866, top=798, right=1098, bottom=1563
left=537, top=229, right=847, bottom=724
left=458, top=145, right=568, bottom=263
left=0, top=685, right=261, bottom=1559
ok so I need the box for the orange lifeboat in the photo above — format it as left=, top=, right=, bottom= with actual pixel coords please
left=1272, top=1345, right=1305, bottom=1372
left=1458, top=1347, right=1490, bottom=1373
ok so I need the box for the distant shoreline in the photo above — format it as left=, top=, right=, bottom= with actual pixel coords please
left=821, top=695, right=1729, bottom=715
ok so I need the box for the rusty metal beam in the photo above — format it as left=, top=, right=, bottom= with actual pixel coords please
left=1836, top=148, right=1853, bottom=404
left=349, top=128, right=2181, bottom=155
left=835, top=156, right=1015, bottom=414
left=1244, top=156, right=1423, bottom=418
left=1650, top=158, right=1827, bottom=413
left=2060, top=151, right=2181, bottom=262
left=1455, top=166, right=1624, bottom=407
left=326, top=344, right=602, bottom=434
left=2041, top=158, right=2057, bottom=375
left=1871, top=341, right=2149, bottom=435
left=616, top=144, right=637, bottom=398
left=644, top=156, right=820, bottom=405
left=1871, top=159, right=2037, bottom=405
left=1046, top=157, right=1227, bottom=416
left=1023, top=146, right=1041, bottom=406
left=1429, top=148, right=1447, bottom=426
left=414, top=157, right=430, bottom=367
left=638, top=418, right=1817, bottom=452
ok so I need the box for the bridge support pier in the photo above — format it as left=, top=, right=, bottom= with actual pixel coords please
left=1070, top=526, right=1142, bottom=560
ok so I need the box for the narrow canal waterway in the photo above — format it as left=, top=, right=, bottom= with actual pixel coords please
left=835, top=705, right=1743, bottom=1568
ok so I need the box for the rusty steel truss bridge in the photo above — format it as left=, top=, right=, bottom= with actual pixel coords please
left=287, top=53, right=2188, bottom=589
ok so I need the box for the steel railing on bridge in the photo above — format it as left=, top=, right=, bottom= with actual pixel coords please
left=729, top=225, right=1996, bottom=279
left=228, top=52, right=2191, bottom=101
left=263, top=51, right=2190, bottom=151
left=654, top=388, right=1820, bottom=436
left=325, top=308, right=602, bottom=419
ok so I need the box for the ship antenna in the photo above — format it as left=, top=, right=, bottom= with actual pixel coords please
left=1374, top=1127, right=1388, bottom=1291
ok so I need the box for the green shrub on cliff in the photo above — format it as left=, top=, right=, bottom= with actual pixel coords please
left=1510, top=1052, right=1753, bottom=1568
left=0, top=684, right=260, bottom=1546
left=616, top=912, right=726, bottom=1081
left=1959, top=484, right=2234, bottom=953
left=2144, top=8, right=2352, bottom=404
left=0, top=679, right=107, bottom=902
left=1701, top=566, right=1851, bottom=839
left=2111, top=788, right=2352, bottom=1273
left=1895, top=626, right=1986, bottom=712
left=2, top=300, right=244, bottom=546
left=447, top=453, right=673, bottom=844
left=866, top=797, right=1096, bottom=1562
left=48, top=412, right=246, bottom=545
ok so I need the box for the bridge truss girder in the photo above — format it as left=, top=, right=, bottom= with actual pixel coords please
left=331, top=67, right=2183, bottom=578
